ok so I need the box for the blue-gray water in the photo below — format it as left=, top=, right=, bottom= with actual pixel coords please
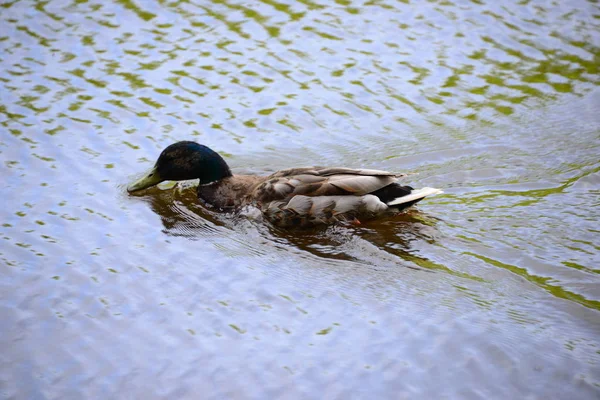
left=1, top=0, right=599, bottom=398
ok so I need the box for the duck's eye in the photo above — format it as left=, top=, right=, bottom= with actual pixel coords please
left=148, top=173, right=153, bottom=177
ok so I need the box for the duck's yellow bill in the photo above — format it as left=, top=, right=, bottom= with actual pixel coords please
left=127, top=166, right=163, bottom=193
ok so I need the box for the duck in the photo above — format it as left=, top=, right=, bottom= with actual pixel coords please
left=127, top=141, right=443, bottom=227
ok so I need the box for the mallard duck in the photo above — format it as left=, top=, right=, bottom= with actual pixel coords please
left=127, top=141, right=442, bottom=227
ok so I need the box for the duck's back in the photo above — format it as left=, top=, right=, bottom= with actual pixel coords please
left=250, top=167, right=410, bottom=227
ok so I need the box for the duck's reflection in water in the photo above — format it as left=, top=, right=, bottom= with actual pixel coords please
left=140, top=184, right=444, bottom=273
left=140, top=184, right=228, bottom=239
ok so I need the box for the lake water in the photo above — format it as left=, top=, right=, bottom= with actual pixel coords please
left=1, top=0, right=599, bottom=398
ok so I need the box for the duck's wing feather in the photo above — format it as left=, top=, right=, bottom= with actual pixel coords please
left=252, top=167, right=404, bottom=203
left=265, top=194, right=389, bottom=227
left=268, top=167, right=403, bottom=179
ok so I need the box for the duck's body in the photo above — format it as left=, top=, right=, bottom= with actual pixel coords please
left=128, top=141, right=442, bottom=227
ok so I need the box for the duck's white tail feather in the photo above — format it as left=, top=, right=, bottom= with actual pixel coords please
left=387, top=187, right=443, bottom=206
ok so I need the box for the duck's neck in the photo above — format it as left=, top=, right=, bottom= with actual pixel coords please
left=197, top=174, right=265, bottom=210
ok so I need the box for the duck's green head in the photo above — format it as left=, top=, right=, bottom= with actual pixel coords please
left=127, top=141, right=232, bottom=193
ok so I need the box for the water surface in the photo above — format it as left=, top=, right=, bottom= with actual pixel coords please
left=1, top=0, right=599, bottom=398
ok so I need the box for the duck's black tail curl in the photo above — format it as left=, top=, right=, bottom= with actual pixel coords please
left=372, top=183, right=443, bottom=210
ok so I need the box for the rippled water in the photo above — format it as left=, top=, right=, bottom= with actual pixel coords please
left=1, top=0, right=599, bottom=398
